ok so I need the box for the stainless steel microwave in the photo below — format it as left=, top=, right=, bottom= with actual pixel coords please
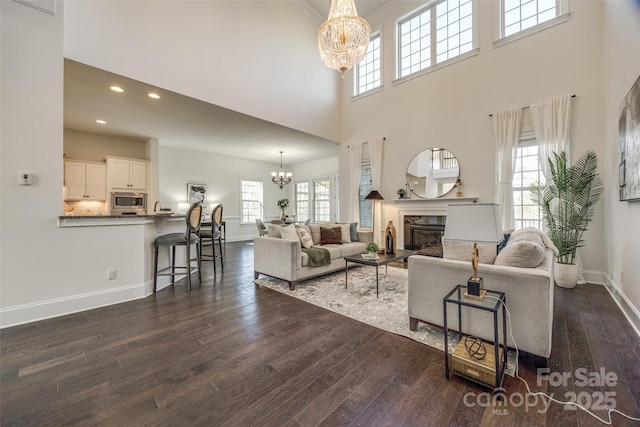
left=111, top=192, right=147, bottom=215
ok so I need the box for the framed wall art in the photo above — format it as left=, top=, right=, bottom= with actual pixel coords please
left=187, top=183, right=207, bottom=206
left=619, top=74, right=640, bottom=201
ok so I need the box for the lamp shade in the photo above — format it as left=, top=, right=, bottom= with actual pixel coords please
left=444, top=203, right=503, bottom=243
left=365, top=190, right=384, bottom=200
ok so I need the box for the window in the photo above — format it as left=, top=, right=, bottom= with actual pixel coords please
left=354, top=32, right=381, bottom=96
left=496, top=0, right=569, bottom=45
left=359, top=163, right=372, bottom=228
left=313, top=177, right=331, bottom=222
left=512, top=139, right=543, bottom=230
left=294, top=180, right=309, bottom=222
left=241, top=179, right=262, bottom=224
left=397, top=0, right=474, bottom=79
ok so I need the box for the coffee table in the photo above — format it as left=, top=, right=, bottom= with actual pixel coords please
left=344, top=249, right=417, bottom=298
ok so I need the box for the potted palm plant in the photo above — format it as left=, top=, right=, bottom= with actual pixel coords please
left=530, top=151, right=603, bottom=288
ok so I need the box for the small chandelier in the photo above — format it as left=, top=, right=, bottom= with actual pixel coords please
left=271, top=151, right=293, bottom=189
left=317, top=0, right=371, bottom=76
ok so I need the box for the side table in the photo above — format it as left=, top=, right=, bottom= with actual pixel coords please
left=443, top=284, right=507, bottom=391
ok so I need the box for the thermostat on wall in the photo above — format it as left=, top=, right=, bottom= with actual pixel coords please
left=19, top=172, right=32, bottom=185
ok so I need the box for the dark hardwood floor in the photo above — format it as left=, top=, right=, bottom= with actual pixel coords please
left=1, top=241, right=639, bottom=426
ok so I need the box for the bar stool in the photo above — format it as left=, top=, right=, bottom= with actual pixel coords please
left=199, top=204, right=224, bottom=274
left=153, top=203, right=202, bottom=292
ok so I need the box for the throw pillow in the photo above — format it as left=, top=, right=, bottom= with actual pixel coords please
left=320, top=226, right=343, bottom=245
left=267, top=224, right=282, bottom=238
left=497, top=233, right=511, bottom=253
left=338, top=222, right=359, bottom=242
left=280, top=224, right=300, bottom=242
left=494, top=240, right=545, bottom=268
left=296, top=224, right=312, bottom=237
left=508, top=231, right=544, bottom=246
left=340, top=223, right=352, bottom=243
left=309, top=224, right=322, bottom=245
left=297, top=227, right=313, bottom=249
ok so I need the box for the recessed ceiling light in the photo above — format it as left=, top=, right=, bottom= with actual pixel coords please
left=148, top=93, right=160, bottom=99
left=96, top=119, right=106, bottom=124
left=110, top=86, right=124, bottom=93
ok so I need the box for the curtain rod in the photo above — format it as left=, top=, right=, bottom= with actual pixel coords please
left=347, top=137, right=385, bottom=148
left=488, top=94, right=576, bottom=117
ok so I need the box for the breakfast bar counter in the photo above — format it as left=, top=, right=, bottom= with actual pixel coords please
left=58, top=214, right=185, bottom=228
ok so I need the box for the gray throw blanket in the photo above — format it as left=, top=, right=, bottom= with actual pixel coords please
left=302, top=246, right=331, bottom=267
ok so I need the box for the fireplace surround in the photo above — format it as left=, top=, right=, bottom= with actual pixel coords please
left=404, top=215, right=446, bottom=257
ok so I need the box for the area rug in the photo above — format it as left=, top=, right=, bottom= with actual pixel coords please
left=255, top=265, right=516, bottom=375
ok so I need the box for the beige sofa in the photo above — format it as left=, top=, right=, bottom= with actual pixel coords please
left=408, top=228, right=556, bottom=360
left=254, top=223, right=373, bottom=290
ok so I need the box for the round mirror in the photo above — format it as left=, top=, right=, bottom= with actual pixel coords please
left=406, top=148, right=460, bottom=198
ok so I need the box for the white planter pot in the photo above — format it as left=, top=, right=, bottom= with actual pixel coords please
left=554, top=262, right=579, bottom=288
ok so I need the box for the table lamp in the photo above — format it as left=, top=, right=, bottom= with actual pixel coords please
left=443, top=203, right=503, bottom=299
left=365, top=190, right=384, bottom=250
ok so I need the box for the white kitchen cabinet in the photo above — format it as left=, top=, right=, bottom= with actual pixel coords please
left=107, top=157, right=148, bottom=191
left=64, top=161, right=106, bottom=201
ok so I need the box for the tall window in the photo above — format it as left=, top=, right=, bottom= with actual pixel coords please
left=498, top=0, right=569, bottom=42
left=354, top=32, right=381, bottom=96
left=241, top=179, right=263, bottom=224
left=512, top=139, right=543, bottom=230
left=398, top=0, right=474, bottom=79
left=359, top=164, right=373, bottom=228
left=313, top=177, right=331, bottom=222
left=294, top=180, right=309, bottom=222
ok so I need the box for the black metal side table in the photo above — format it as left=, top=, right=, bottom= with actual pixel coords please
left=443, top=285, right=507, bottom=391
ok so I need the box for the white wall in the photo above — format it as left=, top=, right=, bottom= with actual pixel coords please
left=1, top=0, right=65, bottom=309
left=157, top=149, right=340, bottom=240
left=63, top=0, right=341, bottom=142
left=64, top=130, right=147, bottom=162
left=1, top=2, right=156, bottom=327
left=602, top=0, right=640, bottom=325
left=159, top=147, right=298, bottom=241
left=339, top=0, right=608, bottom=274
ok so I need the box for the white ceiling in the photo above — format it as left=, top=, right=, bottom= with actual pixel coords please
left=64, top=60, right=340, bottom=165
left=301, top=0, right=394, bottom=22
left=63, top=1, right=393, bottom=165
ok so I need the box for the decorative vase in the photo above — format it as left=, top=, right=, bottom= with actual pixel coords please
left=280, top=209, right=286, bottom=221
left=554, top=262, right=579, bottom=288
left=384, top=221, right=396, bottom=254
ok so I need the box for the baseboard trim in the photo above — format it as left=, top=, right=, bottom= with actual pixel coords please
left=583, top=270, right=605, bottom=285
left=0, top=283, right=149, bottom=329
left=603, top=273, right=640, bottom=338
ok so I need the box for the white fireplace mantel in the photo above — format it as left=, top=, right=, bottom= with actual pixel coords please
left=394, top=197, right=479, bottom=248
left=393, top=196, right=478, bottom=204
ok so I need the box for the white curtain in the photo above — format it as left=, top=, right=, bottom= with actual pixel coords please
left=368, top=137, right=384, bottom=191
left=530, top=94, right=573, bottom=181
left=368, top=137, right=384, bottom=244
left=531, top=94, right=582, bottom=281
left=493, top=108, right=521, bottom=231
left=348, top=143, right=363, bottom=224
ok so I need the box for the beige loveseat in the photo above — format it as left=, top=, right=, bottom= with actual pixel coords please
left=254, top=222, right=373, bottom=290
left=408, top=228, right=557, bottom=360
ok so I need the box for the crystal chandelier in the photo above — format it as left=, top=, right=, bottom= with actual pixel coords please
left=317, top=0, right=371, bottom=76
left=271, top=151, right=293, bottom=189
